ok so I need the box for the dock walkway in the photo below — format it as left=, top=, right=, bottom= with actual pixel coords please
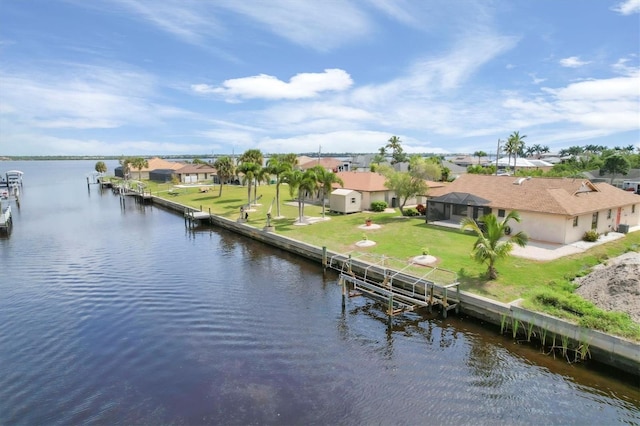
left=0, top=205, right=12, bottom=233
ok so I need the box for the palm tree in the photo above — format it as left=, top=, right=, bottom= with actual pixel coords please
left=386, top=135, right=407, bottom=164
left=129, top=157, right=148, bottom=180
left=312, top=166, right=344, bottom=218
left=213, top=156, right=235, bottom=197
left=460, top=212, right=528, bottom=279
left=282, top=169, right=317, bottom=224
left=237, top=162, right=261, bottom=208
left=239, top=149, right=264, bottom=204
left=253, top=165, right=270, bottom=203
left=266, top=154, right=295, bottom=218
left=506, top=131, right=526, bottom=173
left=94, top=161, right=107, bottom=174
left=473, top=151, right=487, bottom=164
left=119, top=157, right=131, bottom=180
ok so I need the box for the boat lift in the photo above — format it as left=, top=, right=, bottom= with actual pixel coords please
left=329, top=252, right=460, bottom=318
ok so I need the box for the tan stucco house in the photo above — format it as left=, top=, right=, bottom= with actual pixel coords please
left=117, top=157, right=184, bottom=180
left=175, top=164, right=217, bottom=183
left=427, top=174, right=640, bottom=244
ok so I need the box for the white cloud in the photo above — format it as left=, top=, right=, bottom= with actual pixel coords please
left=529, top=74, right=547, bottom=85
left=502, top=72, right=640, bottom=133
left=611, top=0, right=640, bottom=14
left=217, top=1, right=371, bottom=51
left=107, top=0, right=223, bottom=45
left=559, top=56, right=591, bottom=68
left=192, top=69, right=353, bottom=101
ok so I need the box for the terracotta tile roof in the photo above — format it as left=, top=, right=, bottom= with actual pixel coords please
left=428, top=174, right=639, bottom=215
left=138, top=157, right=185, bottom=171
left=335, top=172, right=447, bottom=193
left=299, top=157, right=343, bottom=170
left=334, top=171, right=388, bottom=191
left=176, top=163, right=217, bottom=174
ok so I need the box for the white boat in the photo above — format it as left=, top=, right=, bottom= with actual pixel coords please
left=1, top=170, right=24, bottom=187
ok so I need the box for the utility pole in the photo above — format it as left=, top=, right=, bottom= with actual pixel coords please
left=495, top=139, right=501, bottom=175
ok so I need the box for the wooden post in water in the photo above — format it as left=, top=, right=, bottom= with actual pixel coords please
left=387, top=287, right=394, bottom=316
left=442, top=288, right=448, bottom=318
left=322, top=246, right=327, bottom=271
left=340, top=276, right=346, bottom=309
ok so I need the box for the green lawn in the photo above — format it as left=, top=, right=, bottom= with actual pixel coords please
left=142, top=180, right=640, bottom=340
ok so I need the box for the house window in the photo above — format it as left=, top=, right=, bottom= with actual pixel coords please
left=573, top=217, right=578, bottom=227
left=350, top=197, right=356, bottom=204
left=591, top=212, right=598, bottom=229
left=498, top=209, right=505, bottom=218
left=607, top=209, right=612, bottom=219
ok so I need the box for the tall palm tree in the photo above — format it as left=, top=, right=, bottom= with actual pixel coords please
left=507, top=131, right=527, bottom=173
left=460, top=212, right=528, bottom=279
left=237, top=162, right=261, bottom=208
left=311, top=166, right=344, bottom=218
left=253, top=165, right=270, bottom=204
left=282, top=169, right=317, bottom=224
left=266, top=154, right=295, bottom=218
left=213, top=156, right=235, bottom=197
left=386, top=135, right=407, bottom=164
left=239, top=149, right=264, bottom=203
left=130, top=157, right=148, bottom=181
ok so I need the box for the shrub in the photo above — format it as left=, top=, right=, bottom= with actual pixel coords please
left=582, top=230, right=599, bottom=242
left=403, top=208, right=419, bottom=216
left=370, top=201, right=387, bottom=212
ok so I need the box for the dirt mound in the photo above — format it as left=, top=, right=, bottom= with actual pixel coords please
left=575, top=252, right=640, bottom=323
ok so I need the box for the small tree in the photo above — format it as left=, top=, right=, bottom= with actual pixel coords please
left=95, top=161, right=107, bottom=174
left=379, top=165, right=428, bottom=216
left=460, top=212, right=528, bottom=279
left=599, top=153, right=630, bottom=184
left=119, top=157, right=131, bottom=180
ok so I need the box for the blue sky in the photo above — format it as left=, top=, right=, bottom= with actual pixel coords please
left=0, top=0, right=638, bottom=156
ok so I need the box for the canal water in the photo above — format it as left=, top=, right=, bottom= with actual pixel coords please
left=0, top=160, right=638, bottom=425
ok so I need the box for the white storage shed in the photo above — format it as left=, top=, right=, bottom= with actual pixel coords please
left=330, top=188, right=362, bottom=214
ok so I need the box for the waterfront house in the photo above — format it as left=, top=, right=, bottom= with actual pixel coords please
left=427, top=174, right=640, bottom=244
left=115, top=157, right=184, bottom=180
left=334, top=171, right=447, bottom=210
left=175, top=163, right=218, bottom=184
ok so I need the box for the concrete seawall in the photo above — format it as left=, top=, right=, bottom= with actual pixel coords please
left=151, top=196, right=640, bottom=374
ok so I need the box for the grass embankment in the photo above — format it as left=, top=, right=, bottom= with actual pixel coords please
left=142, top=180, right=640, bottom=341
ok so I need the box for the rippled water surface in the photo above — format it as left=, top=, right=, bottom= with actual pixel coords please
left=0, top=160, right=638, bottom=425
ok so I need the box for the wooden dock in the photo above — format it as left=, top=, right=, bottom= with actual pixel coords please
left=0, top=205, right=12, bottom=233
